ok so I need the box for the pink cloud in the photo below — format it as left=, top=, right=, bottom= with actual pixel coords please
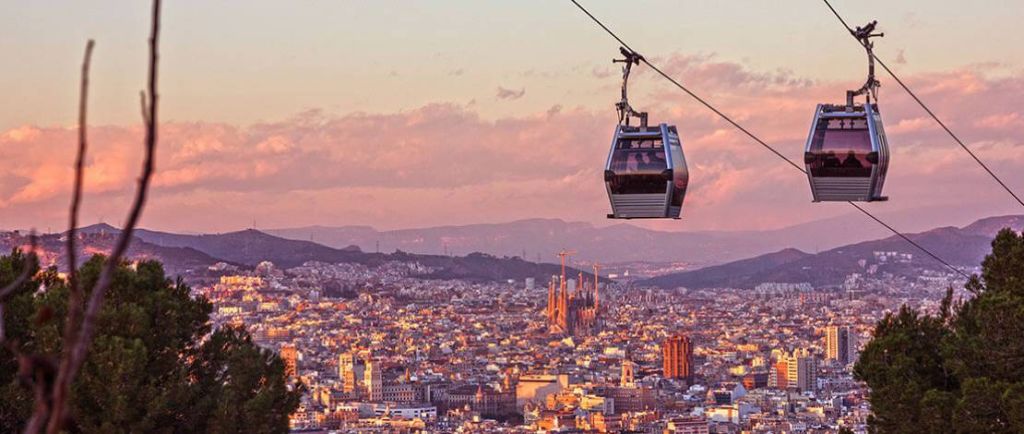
left=974, top=113, right=1024, bottom=129
left=3, top=126, right=42, bottom=143
left=2, top=56, right=1023, bottom=233
left=887, top=117, right=935, bottom=134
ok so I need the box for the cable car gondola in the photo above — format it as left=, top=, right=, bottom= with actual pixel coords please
left=604, top=48, right=689, bottom=219
left=805, top=21, right=890, bottom=202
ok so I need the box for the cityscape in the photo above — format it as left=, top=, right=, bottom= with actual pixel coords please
left=4, top=1, right=1024, bottom=433
left=194, top=234, right=966, bottom=432
left=1, top=216, right=995, bottom=433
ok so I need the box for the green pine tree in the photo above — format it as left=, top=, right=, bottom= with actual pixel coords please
left=0, top=253, right=302, bottom=433
left=855, top=228, right=1024, bottom=433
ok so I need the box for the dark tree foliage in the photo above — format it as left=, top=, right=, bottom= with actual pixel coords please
left=855, top=228, right=1024, bottom=433
left=0, top=253, right=302, bottom=433
left=853, top=305, right=955, bottom=433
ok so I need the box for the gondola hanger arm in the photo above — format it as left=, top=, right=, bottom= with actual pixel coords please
left=613, top=47, right=648, bottom=126
left=847, top=21, right=884, bottom=108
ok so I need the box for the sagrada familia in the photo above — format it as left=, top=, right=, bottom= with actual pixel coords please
left=546, top=251, right=601, bottom=337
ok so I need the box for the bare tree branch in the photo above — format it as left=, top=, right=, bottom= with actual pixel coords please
left=23, top=360, right=55, bottom=434
left=44, top=1, right=161, bottom=432
left=66, top=39, right=94, bottom=294
left=55, top=33, right=93, bottom=403
left=36, top=40, right=95, bottom=434
left=139, top=90, right=150, bottom=125
left=68, top=39, right=94, bottom=293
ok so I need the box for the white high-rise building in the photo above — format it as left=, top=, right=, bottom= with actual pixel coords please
left=784, top=348, right=817, bottom=392
left=847, top=332, right=858, bottom=364
left=826, top=325, right=857, bottom=366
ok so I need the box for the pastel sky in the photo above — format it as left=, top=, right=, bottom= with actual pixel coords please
left=2, top=0, right=1024, bottom=234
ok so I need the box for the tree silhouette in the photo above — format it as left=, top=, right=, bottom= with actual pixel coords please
left=855, top=228, right=1024, bottom=433
left=1, top=256, right=302, bottom=433
left=0, top=1, right=300, bottom=432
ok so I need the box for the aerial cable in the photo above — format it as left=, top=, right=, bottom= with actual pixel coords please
left=568, top=0, right=970, bottom=278
left=822, top=0, right=1024, bottom=209
left=846, top=202, right=968, bottom=279
left=570, top=0, right=803, bottom=174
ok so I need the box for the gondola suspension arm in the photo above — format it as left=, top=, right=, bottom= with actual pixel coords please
left=846, top=21, right=883, bottom=109
left=614, top=47, right=648, bottom=127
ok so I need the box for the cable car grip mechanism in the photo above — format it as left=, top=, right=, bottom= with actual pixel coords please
left=613, top=47, right=648, bottom=127
left=846, top=20, right=884, bottom=110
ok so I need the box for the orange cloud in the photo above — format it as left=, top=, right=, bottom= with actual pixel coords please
left=2, top=56, right=1023, bottom=233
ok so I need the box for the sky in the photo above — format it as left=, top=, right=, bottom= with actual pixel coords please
left=2, top=0, right=1024, bottom=234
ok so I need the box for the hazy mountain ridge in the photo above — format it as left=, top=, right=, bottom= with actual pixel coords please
left=134, top=228, right=368, bottom=268
left=644, top=215, right=1024, bottom=289
left=267, top=219, right=801, bottom=265
left=0, top=228, right=231, bottom=279
left=960, top=215, right=1024, bottom=237
left=266, top=208, right=1005, bottom=266
left=47, top=224, right=586, bottom=283
left=10, top=214, right=1021, bottom=288
left=643, top=248, right=813, bottom=289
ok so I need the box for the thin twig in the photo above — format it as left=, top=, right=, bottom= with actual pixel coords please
left=39, top=40, right=93, bottom=434
left=139, top=91, right=150, bottom=125
left=44, top=1, right=160, bottom=432
left=24, top=366, right=53, bottom=434
left=0, top=304, right=8, bottom=348
left=68, top=40, right=94, bottom=290
left=52, top=38, right=94, bottom=414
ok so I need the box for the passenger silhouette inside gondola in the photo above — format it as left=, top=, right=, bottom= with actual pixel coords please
left=625, top=152, right=640, bottom=172
left=841, top=150, right=863, bottom=168
left=822, top=151, right=841, bottom=168
left=651, top=151, right=666, bottom=168
left=639, top=150, right=654, bottom=170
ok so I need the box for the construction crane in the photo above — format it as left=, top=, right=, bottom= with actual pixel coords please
left=556, top=249, right=576, bottom=281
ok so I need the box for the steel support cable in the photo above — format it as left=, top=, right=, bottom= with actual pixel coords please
left=568, top=0, right=970, bottom=278
left=822, top=0, right=1024, bottom=209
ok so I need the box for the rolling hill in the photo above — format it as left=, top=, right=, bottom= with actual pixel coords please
left=0, top=228, right=232, bottom=280
left=643, top=215, right=1024, bottom=289
left=13, top=214, right=1022, bottom=288
left=71, top=224, right=584, bottom=283
left=266, top=208, right=1008, bottom=266
left=643, top=248, right=812, bottom=289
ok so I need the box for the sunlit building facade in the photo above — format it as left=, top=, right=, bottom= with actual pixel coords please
left=663, top=334, right=693, bottom=383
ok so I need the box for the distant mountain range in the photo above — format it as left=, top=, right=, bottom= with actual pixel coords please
left=266, top=219, right=805, bottom=267
left=643, top=215, right=1024, bottom=289
left=58, top=223, right=583, bottom=283
left=0, top=228, right=232, bottom=279
left=4, top=214, right=1020, bottom=289
left=265, top=208, right=1005, bottom=267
